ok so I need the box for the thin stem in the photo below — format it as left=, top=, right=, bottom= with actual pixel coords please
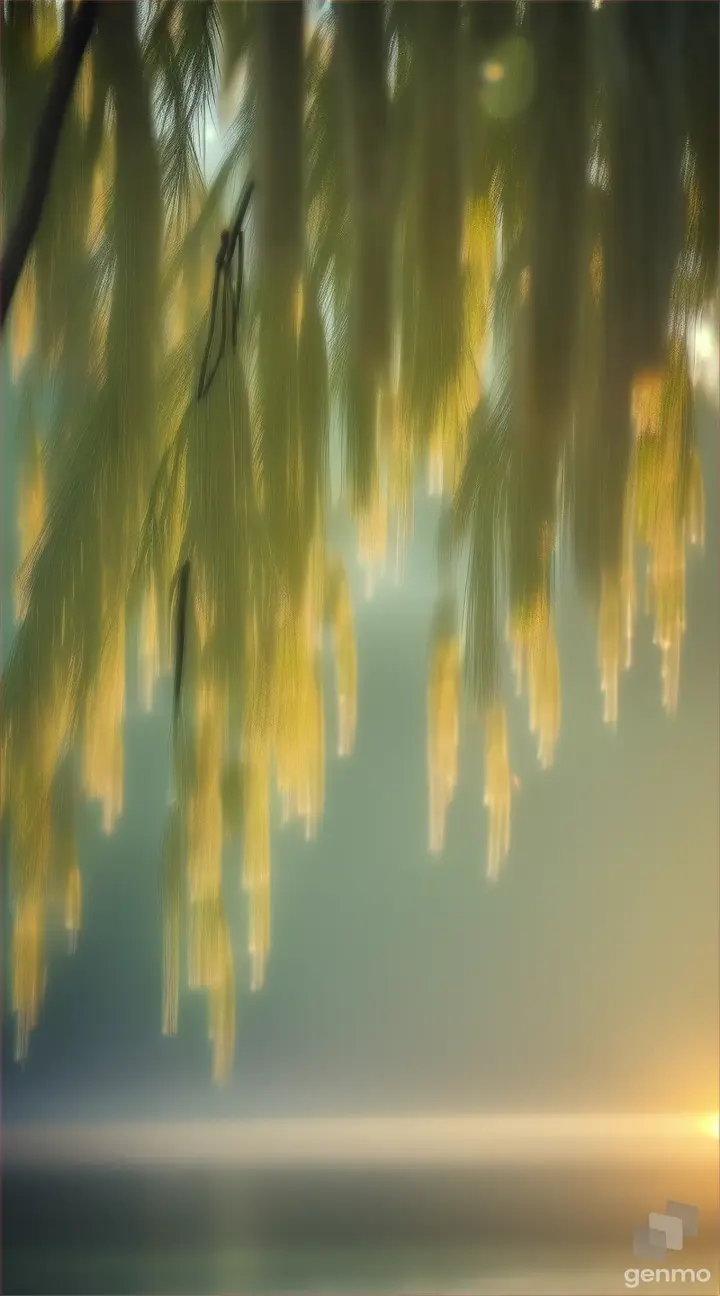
left=0, top=0, right=99, bottom=332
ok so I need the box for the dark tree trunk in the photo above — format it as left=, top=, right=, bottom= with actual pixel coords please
left=0, top=0, right=98, bottom=332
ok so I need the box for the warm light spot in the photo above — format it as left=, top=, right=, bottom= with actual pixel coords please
left=693, top=321, right=716, bottom=363
left=479, top=36, right=535, bottom=121
left=631, top=370, right=664, bottom=439
left=427, top=631, right=461, bottom=855
left=484, top=703, right=511, bottom=880
left=11, top=262, right=36, bottom=377
left=483, top=61, right=505, bottom=85
left=508, top=592, right=561, bottom=769
left=700, top=1112, right=719, bottom=1139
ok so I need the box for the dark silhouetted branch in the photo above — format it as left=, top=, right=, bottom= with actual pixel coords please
left=0, top=0, right=98, bottom=333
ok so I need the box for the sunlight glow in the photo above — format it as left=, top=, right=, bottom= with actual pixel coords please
left=6, top=1114, right=716, bottom=1171
left=699, top=1112, right=720, bottom=1140
left=482, top=61, right=506, bottom=85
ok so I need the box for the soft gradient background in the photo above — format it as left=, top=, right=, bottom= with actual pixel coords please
left=2, top=395, right=718, bottom=1128
left=2, top=370, right=718, bottom=1295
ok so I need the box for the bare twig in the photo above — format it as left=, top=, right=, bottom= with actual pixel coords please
left=197, top=177, right=254, bottom=400
left=0, top=0, right=98, bottom=333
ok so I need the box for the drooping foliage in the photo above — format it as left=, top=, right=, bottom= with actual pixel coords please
left=1, top=0, right=716, bottom=1074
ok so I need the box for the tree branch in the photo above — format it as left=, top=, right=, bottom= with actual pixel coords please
left=0, top=0, right=99, bottom=333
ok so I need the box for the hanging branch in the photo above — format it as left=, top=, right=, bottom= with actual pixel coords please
left=197, top=177, right=254, bottom=399
left=165, top=177, right=255, bottom=725
left=0, top=0, right=98, bottom=333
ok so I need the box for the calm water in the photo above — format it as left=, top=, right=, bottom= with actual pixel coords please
left=5, top=1155, right=719, bottom=1295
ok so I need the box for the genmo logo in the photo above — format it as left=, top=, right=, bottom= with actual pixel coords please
left=625, top=1200, right=713, bottom=1288
left=624, top=1267, right=712, bottom=1289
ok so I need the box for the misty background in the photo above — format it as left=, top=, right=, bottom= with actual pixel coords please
left=3, top=389, right=717, bottom=1126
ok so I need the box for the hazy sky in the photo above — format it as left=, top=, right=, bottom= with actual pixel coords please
left=2, top=380, right=718, bottom=1126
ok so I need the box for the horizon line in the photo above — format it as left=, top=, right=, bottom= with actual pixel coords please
left=5, top=1112, right=718, bottom=1170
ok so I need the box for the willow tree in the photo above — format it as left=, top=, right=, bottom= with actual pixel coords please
left=1, top=0, right=717, bottom=1072
left=434, top=0, right=716, bottom=876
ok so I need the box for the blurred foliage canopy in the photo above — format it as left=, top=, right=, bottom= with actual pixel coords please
left=1, top=0, right=717, bottom=1079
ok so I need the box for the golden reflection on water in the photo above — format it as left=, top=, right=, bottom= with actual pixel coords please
left=1, top=0, right=716, bottom=1078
